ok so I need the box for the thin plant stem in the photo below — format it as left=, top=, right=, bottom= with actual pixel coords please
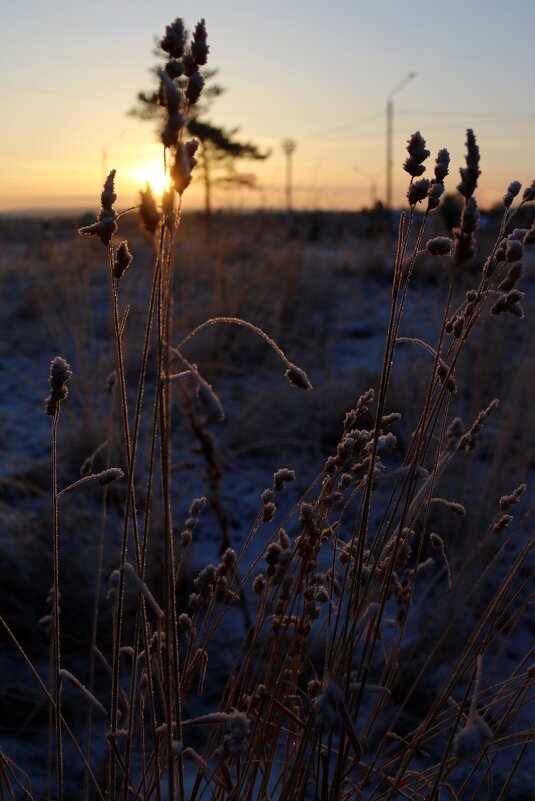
left=51, top=407, right=63, bottom=801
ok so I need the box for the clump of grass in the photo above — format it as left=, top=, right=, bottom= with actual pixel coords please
left=2, top=15, right=535, bottom=801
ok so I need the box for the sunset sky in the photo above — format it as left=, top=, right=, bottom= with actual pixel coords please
left=2, top=0, right=535, bottom=213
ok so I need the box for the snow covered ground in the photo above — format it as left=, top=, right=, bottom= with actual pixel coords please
left=1, top=211, right=534, bottom=798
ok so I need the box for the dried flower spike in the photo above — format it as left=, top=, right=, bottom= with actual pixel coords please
left=407, top=178, right=431, bottom=206
left=457, top=129, right=481, bottom=199
left=112, top=241, right=133, bottom=280
left=78, top=170, right=118, bottom=246
left=403, top=131, right=430, bottom=177
left=97, top=468, right=124, bottom=486
left=160, top=18, right=186, bottom=59
left=45, top=356, right=72, bottom=416
left=285, top=363, right=313, bottom=390
left=434, top=148, right=450, bottom=182
left=171, top=139, right=199, bottom=195
left=522, top=179, right=535, bottom=202
left=159, top=71, right=182, bottom=115
left=503, top=180, right=522, bottom=208
left=186, top=71, right=205, bottom=105
left=191, top=19, right=209, bottom=66
left=273, top=468, right=296, bottom=491
left=426, top=237, right=452, bottom=256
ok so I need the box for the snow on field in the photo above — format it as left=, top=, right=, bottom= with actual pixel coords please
left=1, top=211, right=534, bottom=797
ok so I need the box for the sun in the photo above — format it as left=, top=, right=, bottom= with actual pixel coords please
left=131, top=160, right=170, bottom=196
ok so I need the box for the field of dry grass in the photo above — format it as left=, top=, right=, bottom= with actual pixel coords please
left=1, top=15, right=535, bottom=801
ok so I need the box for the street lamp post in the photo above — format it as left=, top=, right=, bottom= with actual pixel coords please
left=386, top=73, right=416, bottom=210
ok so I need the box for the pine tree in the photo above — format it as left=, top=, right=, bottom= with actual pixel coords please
left=129, top=48, right=269, bottom=233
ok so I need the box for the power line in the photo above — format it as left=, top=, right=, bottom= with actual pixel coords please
left=398, top=108, right=535, bottom=119
left=302, top=111, right=383, bottom=140
left=0, top=79, right=117, bottom=105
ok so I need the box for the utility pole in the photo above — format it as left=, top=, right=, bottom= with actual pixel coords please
left=386, top=73, right=415, bottom=209
left=281, top=139, right=297, bottom=212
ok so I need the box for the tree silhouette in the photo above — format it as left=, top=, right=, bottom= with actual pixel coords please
left=130, top=50, right=269, bottom=232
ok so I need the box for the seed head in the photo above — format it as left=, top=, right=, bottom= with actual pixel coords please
left=112, top=241, right=133, bottom=280
left=492, top=513, right=513, bottom=534
left=159, top=71, right=182, bottom=115
left=165, top=58, right=185, bottom=79
left=178, top=613, right=192, bottom=630
left=252, top=573, right=266, bottom=593
left=78, top=171, right=118, bottom=246
left=426, top=236, right=452, bottom=256
left=161, top=112, right=186, bottom=149
left=457, top=129, right=480, bottom=199
left=160, top=18, right=186, bottom=59
left=45, top=356, right=72, bottom=416
left=139, top=184, right=161, bottom=234
left=285, top=363, right=313, bottom=390
left=498, top=260, right=523, bottom=292
left=186, top=71, right=205, bottom=105
left=403, top=132, right=430, bottom=177
left=97, top=468, right=124, bottom=486
left=182, top=53, right=197, bottom=77
left=490, top=289, right=524, bottom=318
left=407, top=178, right=431, bottom=206
left=505, top=239, right=523, bottom=262
left=434, top=148, right=450, bottom=182
left=171, top=139, right=199, bottom=195
left=221, top=547, right=237, bottom=568
left=191, top=19, right=209, bottom=66
left=189, top=496, right=207, bottom=516
left=194, top=564, right=217, bottom=597
left=49, top=357, right=72, bottom=390
left=188, top=592, right=201, bottom=612
left=453, top=197, right=479, bottom=265
left=503, top=180, right=522, bottom=208
left=427, top=180, right=444, bottom=211
left=180, top=530, right=192, bottom=547
left=273, top=467, right=296, bottom=491
left=279, top=529, right=291, bottom=549
left=262, top=501, right=276, bottom=523
left=522, top=180, right=535, bottom=202
left=437, top=360, right=457, bottom=393
left=217, top=711, right=251, bottom=758
left=499, top=483, right=526, bottom=511
left=101, top=170, right=117, bottom=210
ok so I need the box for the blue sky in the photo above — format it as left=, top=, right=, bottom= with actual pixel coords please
left=2, top=0, right=535, bottom=210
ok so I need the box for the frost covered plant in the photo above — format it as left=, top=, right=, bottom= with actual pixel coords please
left=45, top=356, right=72, bottom=416
left=78, top=170, right=118, bottom=245
left=112, top=241, right=132, bottom=280
left=4, top=16, right=535, bottom=801
left=403, top=131, right=430, bottom=177
left=426, top=236, right=452, bottom=256
left=45, top=356, right=73, bottom=801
